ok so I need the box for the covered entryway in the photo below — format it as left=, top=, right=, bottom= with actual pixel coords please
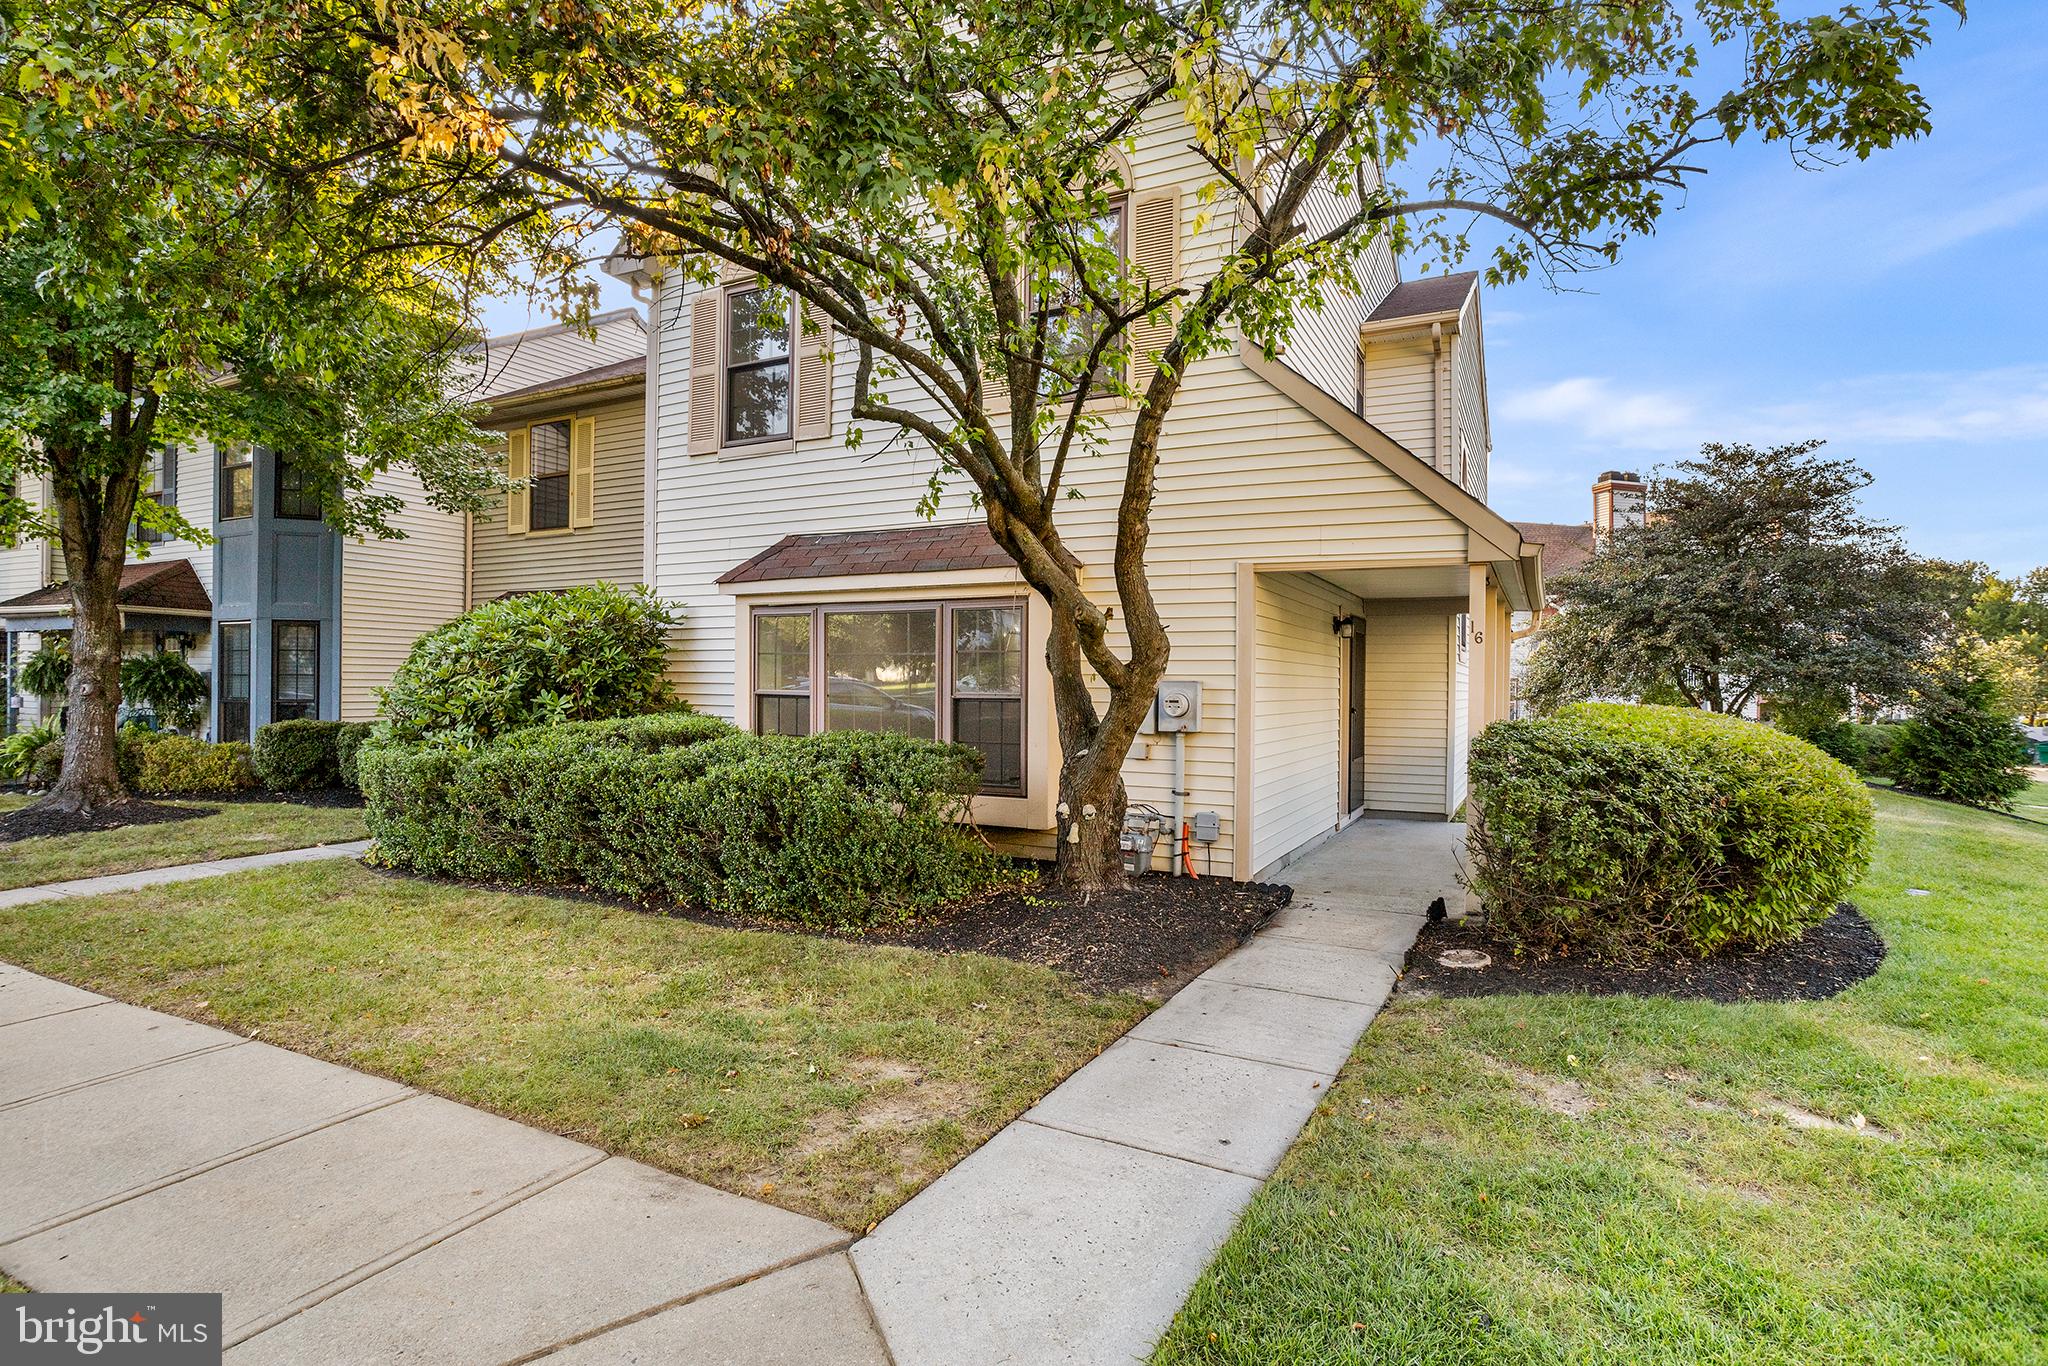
left=1238, top=553, right=1529, bottom=883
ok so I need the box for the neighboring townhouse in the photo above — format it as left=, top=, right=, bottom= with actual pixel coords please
left=619, top=127, right=1549, bottom=881
left=0, top=307, right=647, bottom=741
left=1511, top=470, right=1645, bottom=717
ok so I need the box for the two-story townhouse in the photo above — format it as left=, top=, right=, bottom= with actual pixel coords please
left=0, top=307, right=646, bottom=742
left=621, top=126, right=1547, bottom=882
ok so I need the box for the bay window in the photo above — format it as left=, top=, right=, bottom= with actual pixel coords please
left=751, top=600, right=1025, bottom=795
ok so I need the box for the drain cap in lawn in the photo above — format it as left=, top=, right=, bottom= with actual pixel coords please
left=1436, top=949, right=1492, bottom=970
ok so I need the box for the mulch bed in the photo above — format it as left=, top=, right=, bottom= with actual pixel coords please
left=0, top=798, right=218, bottom=843
left=1400, top=904, right=1885, bottom=1004
left=166, top=787, right=365, bottom=809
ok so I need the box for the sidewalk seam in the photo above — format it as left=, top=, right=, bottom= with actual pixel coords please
left=0, top=1038, right=246, bottom=1114
left=1017, top=1117, right=1272, bottom=1183
left=1117, top=1032, right=1344, bottom=1080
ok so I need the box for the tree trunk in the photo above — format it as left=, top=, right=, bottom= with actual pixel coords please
left=1044, top=608, right=1169, bottom=888
left=39, top=554, right=127, bottom=814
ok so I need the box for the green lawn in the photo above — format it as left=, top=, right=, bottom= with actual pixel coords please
left=0, top=1273, right=25, bottom=1292
left=0, top=795, right=366, bottom=890
left=0, top=860, right=1144, bottom=1230
left=1154, top=789, right=2048, bottom=1365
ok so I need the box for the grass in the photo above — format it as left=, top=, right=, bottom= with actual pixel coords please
left=1153, top=788, right=2048, bottom=1365
left=0, top=859, right=1144, bottom=1230
left=0, top=1273, right=25, bottom=1292
left=0, top=795, right=366, bottom=890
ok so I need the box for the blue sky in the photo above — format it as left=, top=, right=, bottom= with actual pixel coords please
left=483, top=7, right=2036, bottom=572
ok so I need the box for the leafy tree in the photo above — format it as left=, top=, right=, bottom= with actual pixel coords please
left=1526, top=442, right=1950, bottom=717
left=1890, top=676, right=2032, bottom=810
left=361, top=0, right=1956, bottom=882
left=1960, top=566, right=2048, bottom=724
left=0, top=5, right=546, bottom=817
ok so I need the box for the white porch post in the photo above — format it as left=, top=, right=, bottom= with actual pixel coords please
left=1467, top=564, right=1491, bottom=745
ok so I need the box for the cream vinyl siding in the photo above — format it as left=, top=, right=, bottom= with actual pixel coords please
left=648, top=99, right=1482, bottom=877
left=1250, top=572, right=1359, bottom=868
left=0, top=474, right=52, bottom=602
left=339, top=465, right=466, bottom=720
left=463, top=311, right=646, bottom=403
left=473, top=395, right=646, bottom=601
left=1276, top=177, right=1400, bottom=410
left=1352, top=603, right=1454, bottom=816
left=1360, top=335, right=1439, bottom=471
left=1451, top=297, right=1490, bottom=501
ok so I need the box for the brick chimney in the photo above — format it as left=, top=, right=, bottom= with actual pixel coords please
left=1592, top=470, right=1647, bottom=547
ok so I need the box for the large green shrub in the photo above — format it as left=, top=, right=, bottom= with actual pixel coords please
left=1889, top=681, right=2031, bottom=810
left=377, top=584, right=680, bottom=748
left=134, top=735, right=257, bottom=794
left=334, top=722, right=374, bottom=793
left=361, top=716, right=1010, bottom=927
left=1467, top=703, right=1874, bottom=957
left=253, top=719, right=348, bottom=790
left=0, top=720, right=60, bottom=783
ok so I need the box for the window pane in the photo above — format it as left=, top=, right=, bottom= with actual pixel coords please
left=951, top=605, right=1021, bottom=695
left=220, top=623, right=251, bottom=741
left=275, top=454, right=321, bottom=520
left=755, top=613, right=811, bottom=693
left=530, top=421, right=571, bottom=477
left=825, top=609, right=936, bottom=739
left=726, top=362, right=790, bottom=443
left=273, top=622, right=318, bottom=722
left=756, top=694, right=811, bottom=737
left=954, top=696, right=1023, bottom=793
left=728, top=288, right=791, bottom=364
left=223, top=464, right=253, bottom=520
left=530, top=474, right=569, bottom=531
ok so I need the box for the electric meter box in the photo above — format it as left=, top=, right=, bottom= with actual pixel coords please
left=1152, top=679, right=1202, bottom=733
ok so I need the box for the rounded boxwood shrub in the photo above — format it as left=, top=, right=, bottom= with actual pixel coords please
left=134, top=735, right=257, bottom=794
left=1467, top=703, right=1874, bottom=957
left=334, top=722, right=374, bottom=793
left=359, top=718, right=1010, bottom=928
left=253, top=719, right=348, bottom=790
left=377, top=583, right=680, bottom=749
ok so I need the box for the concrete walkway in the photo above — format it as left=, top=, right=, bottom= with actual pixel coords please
left=0, top=839, right=373, bottom=909
left=0, top=817, right=1458, bottom=1363
left=853, top=818, right=1458, bottom=1364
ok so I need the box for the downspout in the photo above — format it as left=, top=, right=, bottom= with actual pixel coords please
left=1430, top=321, right=1446, bottom=478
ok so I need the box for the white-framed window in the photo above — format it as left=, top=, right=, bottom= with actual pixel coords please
left=1032, top=198, right=1127, bottom=397
left=724, top=285, right=795, bottom=446
left=751, top=599, right=1026, bottom=795
left=527, top=419, right=571, bottom=530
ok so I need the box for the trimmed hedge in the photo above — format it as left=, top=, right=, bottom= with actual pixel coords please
left=133, top=735, right=258, bottom=794
left=377, top=584, right=679, bottom=748
left=360, top=714, right=1012, bottom=927
left=334, top=722, right=374, bottom=793
left=253, top=719, right=348, bottom=790
left=1467, top=703, right=1874, bottom=957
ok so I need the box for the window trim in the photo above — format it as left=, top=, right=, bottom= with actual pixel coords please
left=721, top=283, right=796, bottom=449
left=748, top=597, right=1027, bottom=797
left=273, top=451, right=322, bottom=521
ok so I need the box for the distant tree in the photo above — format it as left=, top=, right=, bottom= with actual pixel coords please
left=1890, top=676, right=2033, bottom=810
left=1961, top=566, right=2048, bottom=724
left=1525, top=441, right=1949, bottom=716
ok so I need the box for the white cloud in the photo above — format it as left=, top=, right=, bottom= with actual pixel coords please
left=1498, top=365, right=2048, bottom=457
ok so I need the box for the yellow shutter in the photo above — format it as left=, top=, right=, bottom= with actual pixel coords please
left=505, top=427, right=529, bottom=535
left=569, top=416, right=596, bottom=528
left=688, top=292, right=722, bottom=455
left=794, top=301, right=833, bottom=441
left=1127, top=188, right=1183, bottom=398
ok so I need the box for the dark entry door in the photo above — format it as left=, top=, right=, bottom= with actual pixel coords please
left=1345, top=628, right=1367, bottom=812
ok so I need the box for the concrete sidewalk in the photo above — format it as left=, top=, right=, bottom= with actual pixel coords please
left=853, top=819, right=1456, bottom=1364
left=0, top=818, right=1457, bottom=1363
left=0, top=964, right=890, bottom=1363
left=0, top=839, right=373, bottom=910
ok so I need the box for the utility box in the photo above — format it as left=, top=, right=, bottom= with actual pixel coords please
left=1192, top=810, right=1221, bottom=843
left=1153, top=679, right=1202, bottom=733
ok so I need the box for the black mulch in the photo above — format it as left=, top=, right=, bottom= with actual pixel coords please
left=0, top=798, right=218, bottom=843
left=166, top=787, right=365, bottom=809
left=865, top=874, right=1294, bottom=995
left=1400, top=904, right=1885, bottom=1004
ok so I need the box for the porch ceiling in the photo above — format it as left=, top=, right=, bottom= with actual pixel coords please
left=1315, top=565, right=1469, bottom=600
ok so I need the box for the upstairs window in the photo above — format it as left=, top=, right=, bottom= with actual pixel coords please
left=134, top=448, right=172, bottom=543
left=724, top=286, right=793, bottom=445
left=1035, top=200, right=1126, bottom=397
left=219, top=444, right=253, bottom=520
left=527, top=420, right=571, bottom=531
left=274, top=452, right=321, bottom=520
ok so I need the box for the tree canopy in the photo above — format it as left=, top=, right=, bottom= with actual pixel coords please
left=1524, top=441, right=1951, bottom=716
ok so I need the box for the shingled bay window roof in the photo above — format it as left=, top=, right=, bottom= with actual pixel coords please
left=719, top=524, right=1019, bottom=585
left=0, top=558, right=213, bottom=617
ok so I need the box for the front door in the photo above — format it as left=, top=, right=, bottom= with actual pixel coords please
left=1345, top=628, right=1367, bottom=813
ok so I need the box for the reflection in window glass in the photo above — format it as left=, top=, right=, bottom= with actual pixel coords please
left=274, top=452, right=321, bottom=519
left=273, top=621, right=319, bottom=721
left=220, top=444, right=254, bottom=520
left=219, top=623, right=251, bottom=741
left=754, top=612, right=811, bottom=735
left=725, top=287, right=792, bottom=444
left=1038, top=202, right=1125, bottom=395
left=824, top=609, right=936, bottom=739
left=951, top=605, right=1023, bottom=793
left=528, top=420, right=571, bottom=530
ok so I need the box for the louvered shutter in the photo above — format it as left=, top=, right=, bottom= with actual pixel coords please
left=569, top=416, right=597, bottom=527
left=688, top=292, right=722, bottom=455
left=1126, top=189, right=1183, bottom=397
left=505, top=427, right=530, bottom=535
left=794, top=301, right=833, bottom=441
